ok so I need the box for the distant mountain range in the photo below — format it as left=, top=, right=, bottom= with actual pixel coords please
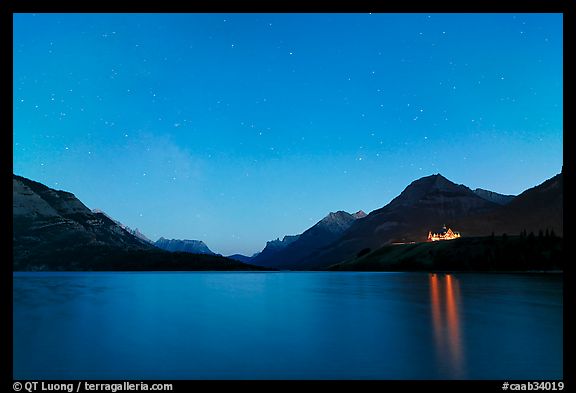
left=94, top=209, right=218, bottom=256
left=12, top=175, right=262, bottom=271
left=13, top=171, right=562, bottom=271
left=155, top=237, right=215, bottom=255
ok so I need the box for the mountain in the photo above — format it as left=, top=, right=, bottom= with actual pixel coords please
left=252, top=210, right=366, bottom=269
left=128, top=228, right=154, bottom=244
left=227, top=254, right=254, bottom=263
left=457, top=173, right=563, bottom=237
left=13, top=175, right=262, bottom=271
left=473, top=188, right=515, bottom=205
left=250, top=234, right=300, bottom=263
left=155, top=237, right=215, bottom=255
left=311, top=172, right=563, bottom=270
left=92, top=208, right=154, bottom=244
left=265, top=234, right=301, bottom=252
left=298, top=174, right=502, bottom=269
left=13, top=175, right=153, bottom=261
left=498, top=173, right=562, bottom=234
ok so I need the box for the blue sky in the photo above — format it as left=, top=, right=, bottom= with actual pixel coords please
left=13, top=13, right=563, bottom=255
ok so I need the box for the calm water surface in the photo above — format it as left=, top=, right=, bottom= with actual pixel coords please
left=13, top=272, right=562, bottom=379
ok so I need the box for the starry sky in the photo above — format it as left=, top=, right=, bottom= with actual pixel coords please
left=13, top=13, right=562, bottom=256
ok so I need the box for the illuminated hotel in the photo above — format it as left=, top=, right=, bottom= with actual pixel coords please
left=427, top=225, right=461, bottom=242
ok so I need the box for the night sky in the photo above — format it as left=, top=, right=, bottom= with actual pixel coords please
left=13, top=13, right=562, bottom=256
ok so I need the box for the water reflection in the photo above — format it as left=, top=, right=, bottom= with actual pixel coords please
left=429, top=273, right=465, bottom=378
left=13, top=272, right=562, bottom=379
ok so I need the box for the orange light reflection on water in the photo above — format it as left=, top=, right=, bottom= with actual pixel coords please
left=429, top=273, right=465, bottom=378
left=429, top=274, right=443, bottom=350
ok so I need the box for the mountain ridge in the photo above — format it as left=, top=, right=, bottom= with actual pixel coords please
left=92, top=208, right=154, bottom=244
left=473, top=188, right=515, bottom=205
left=252, top=210, right=366, bottom=269
left=13, top=171, right=561, bottom=271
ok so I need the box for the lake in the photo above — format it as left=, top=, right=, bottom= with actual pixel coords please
left=13, top=272, right=562, bottom=380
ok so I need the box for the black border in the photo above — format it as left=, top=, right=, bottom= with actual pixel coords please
left=3, top=0, right=573, bottom=391
left=2, top=1, right=15, bottom=387
left=2, top=1, right=573, bottom=13
left=562, top=2, right=574, bottom=391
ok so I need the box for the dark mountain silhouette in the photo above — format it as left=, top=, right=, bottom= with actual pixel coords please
left=252, top=210, right=366, bottom=269
left=456, top=172, right=563, bottom=237
left=13, top=174, right=262, bottom=271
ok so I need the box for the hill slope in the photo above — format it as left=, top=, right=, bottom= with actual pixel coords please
left=329, top=235, right=563, bottom=272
